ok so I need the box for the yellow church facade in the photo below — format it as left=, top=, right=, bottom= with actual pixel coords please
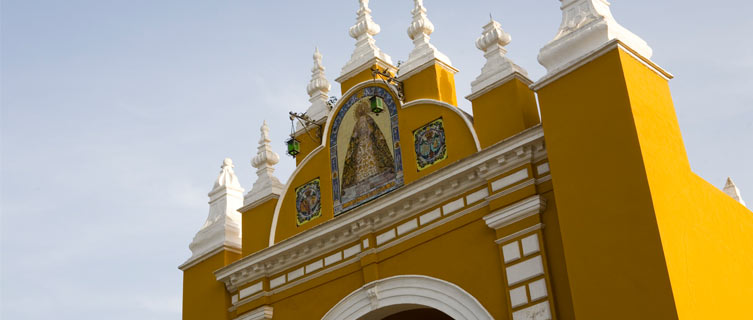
left=179, top=1, right=753, bottom=319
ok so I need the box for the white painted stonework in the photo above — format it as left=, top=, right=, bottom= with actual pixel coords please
left=491, top=168, right=529, bottom=192
left=723, top=177, right=747, bottom=207
left=509, top=285, right=528, bottom=308
left=322, top=275, right=493, bottom=320
left=236, top=305, right=273, bottom=320
left=419, top=208, right=441, bottom=225
left=484, top=195, right=546, bottom=230
left=506, top=256, right=545, bottom=286
left=512, top=301, right=551, bottom=320
left=239, top=282, right=263, bottom=299
left=521, top=234, right=540, bottom=256
left=528, top=278, right=548, bottom=301
left=338, top=0, right=393, bottom=82
left=398, top=0, right=455, bottom=79
left=470, top=17, right=528, bottom=95
left=301, top=48, right=331, bottom=125
left=538, top=0, right=653, bottom=76
left=245, top=121, right=283, bottom=205
left=182, top=158, right=244, bottom=268
left=502, top=241, right=521, bottom=263
left=442, top=198, right=465, bottom=215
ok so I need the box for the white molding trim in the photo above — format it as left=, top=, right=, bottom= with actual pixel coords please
left=322, top=275, right=493, bottom=320
left=401, top=98, right=481, bottom=151
left=465, top=72, right=532, bottom=101
left=216, top=126, right=546, bottom=292
left=396, top=58, right=458, bottom=81
left=496, top=223, right=544, bottom=245
left=235, top=305, right=272, bottom=320
left=483, top=195, right=546, bottom=230
left=178, top=245, right=240, bottom=271
left=533, top=40, right=672, bottom=91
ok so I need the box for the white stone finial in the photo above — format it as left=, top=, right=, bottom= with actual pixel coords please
left=338, top=0, right=393, bottom=81
left=538, top=0, right=653, bottom=75
left=303, top=48, right=331, bottom=123
left=469, top=17, right=528, bottom=96
left=245, top=121, right=284, bottom=205
left=399, top=0, right=454, bottom=78
left=184, top=158, right=245, bottom=266
left=723, top=177, right=747, bottom=207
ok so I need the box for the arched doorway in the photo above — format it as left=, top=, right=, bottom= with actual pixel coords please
left=358, top=304, right=453, bottom=320
left=322, top=275, right=493, bottom=320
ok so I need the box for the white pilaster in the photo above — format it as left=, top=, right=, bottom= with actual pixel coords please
left=303, top=48, right=331, bottom=124
left=537, top=0, right=653, bottom=75
left=184, top=158, right=244, bottom=266
left=469, top=17, right=527, bottom=96
left=398, top=0, right=455, bottom=79
left=245, top=121, right=284, bottom=205
left=337, top=0, right=394, bottom=83
left=723, top=177, right=747, bottom=207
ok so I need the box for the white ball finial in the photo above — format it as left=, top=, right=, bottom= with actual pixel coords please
left=339, top=0, right=393, bottom=80
left=214, top=157, right=242, bottom=190
left=251, top=120, right=280, bottom=169
left=399, top=0, right=454, bottom=78
left=406, top=0, right=434, bottom=41
left=245, top=121, right=284, bottom=205
left=304, top=48, right=332, bottom=123
left=468, top=17, right=527, bottom=96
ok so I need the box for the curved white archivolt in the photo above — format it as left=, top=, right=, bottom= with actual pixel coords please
left=322, top=275, right=493, bottom=320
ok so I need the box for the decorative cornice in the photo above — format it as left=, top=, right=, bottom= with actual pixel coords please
left=483, top=195, right=546, bottom=230
left=532, top=40, right=671, bottom=91
left=470, top=17, right=527, bottom=95
left=465, top=72, right=531, bottom=101
left=339, top=0, right=393, bottom=82
left=178, top=245, right=241, bottom=271
left=396, top=58, right=457, bottom=82
left=538, top=0, right=652, bottom=76
left=215, top=125, right=546, bottom=292
left=399, top=0, right=454, bottom=77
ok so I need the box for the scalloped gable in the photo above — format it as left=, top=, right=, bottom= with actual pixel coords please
left=267, top=81, right=481, bottom=245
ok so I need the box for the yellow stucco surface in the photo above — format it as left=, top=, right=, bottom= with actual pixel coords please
left=537, top=46, right=753, bottom=319
left=470, top=77, right=539, bottom=149
left=620, top=49, right=753, bottom=319
left=182, top=250, right=239, bottom=320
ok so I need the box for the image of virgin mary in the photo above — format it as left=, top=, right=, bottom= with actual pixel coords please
left=340, top=101, right=396, bottom=202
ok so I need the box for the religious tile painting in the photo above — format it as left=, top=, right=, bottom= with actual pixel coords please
left=413, top=118, right=447, bottom=171
left=295, top=178, right=322, bottom=226
left=330, top=86, right=404, bottom=216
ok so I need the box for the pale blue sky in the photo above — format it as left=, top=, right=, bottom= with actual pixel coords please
left=1, top=1, right=751, bottom=319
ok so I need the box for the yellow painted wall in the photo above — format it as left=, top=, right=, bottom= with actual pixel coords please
left=537, top=46, right=753, bottom=319
left=470, top=77, right=539, bottom=149
left=401, top=64, right=458, bottom=106
left=272, top=82, right=479, bottom=243
left=182, top=250, right=240, bottom=320
left=536, top=48, right=680, bottom=319
left=241, top=198, right=277, bottom=256
left=619, top=49, right=753, bottom=319
left=294, top=126, right=323, bottom=166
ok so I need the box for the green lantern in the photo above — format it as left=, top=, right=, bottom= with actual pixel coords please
left=286, top=137, right=300, bottom=157
left=370, top=96, right=384, bottom=115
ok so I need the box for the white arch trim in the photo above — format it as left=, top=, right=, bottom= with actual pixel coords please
left=322, top=275, right=494, bottom=320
